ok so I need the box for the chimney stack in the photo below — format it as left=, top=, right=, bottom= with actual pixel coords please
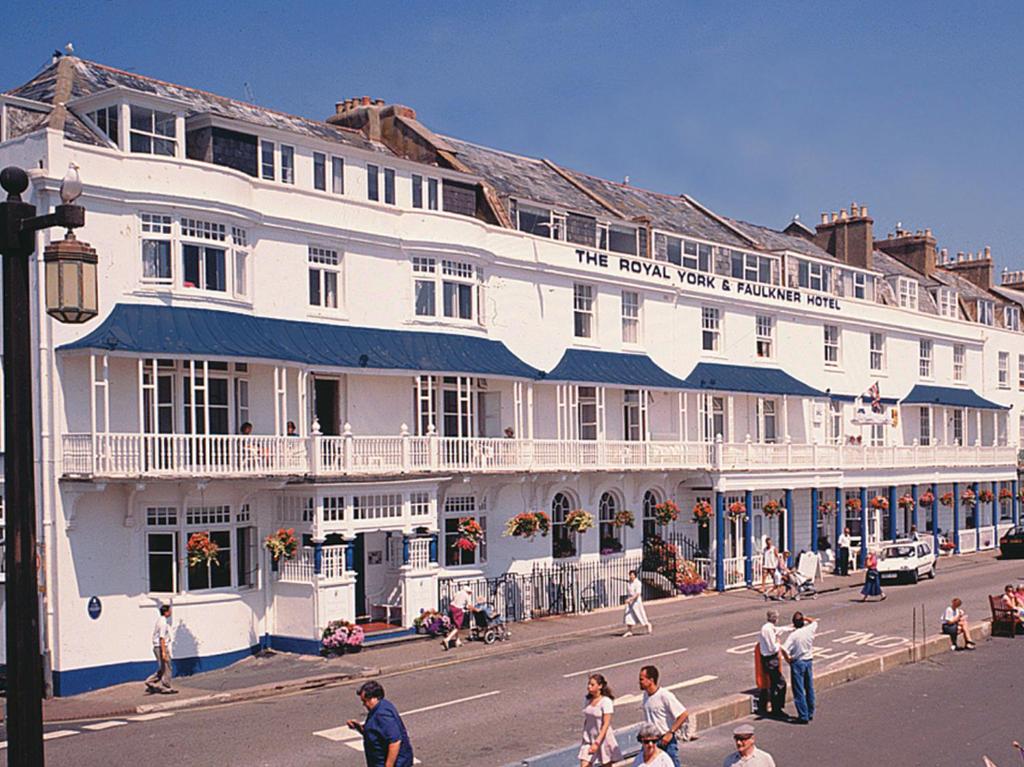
left=938, top=243, right=995, bottom=289
left=814, top=201, right=874, bottom=269
left=1000, top=266, right=1024, bottom=291
left=875, top=222, right=938, bottom=277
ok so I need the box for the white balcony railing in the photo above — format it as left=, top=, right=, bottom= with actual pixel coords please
left=61, top=432, right=1019, bottom=480
left=279, top=544, right=348, bottom=583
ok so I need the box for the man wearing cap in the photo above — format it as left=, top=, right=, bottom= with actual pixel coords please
left=757, top=609, right=787, bottom=718
left=723, top=725, right=776, bottom=766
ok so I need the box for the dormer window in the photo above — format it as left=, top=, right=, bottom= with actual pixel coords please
left=599, top=223, right=637, bottom=256
left=978, top=299, right=994, bottom=326
left=87, top=105, right=120, bottom=146
left=933, top=287, right=957, bottom=318
left=129, top=106, right=176, bottom=156
left=516, top=204, right=565, bottom=240
left=798, top=261, right=830, bottom=292
left=897, top=277, right=918, bottom=310
left=1004, top=305, right=1020, bottom=331
left=730, top=251, right=772, bottom=284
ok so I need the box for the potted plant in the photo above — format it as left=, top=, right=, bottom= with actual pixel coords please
left=978, top=488, right=995, bottom=504
left=691, top=499, right=712, bottom=526
left=727, top=500, right=747, bottom=520
left=762, top=499, right=785, bottom=518
left=939, top=492, right=954, bottom=507
left=918, top=490, right=935, bottom=508
left=960, top=488, right=977, bottom=509
left=678, top=560, right=708, bottom=596
left=413, top=609, right=451, bottom=637
left=565, top=509, right=595, bottom=534
left=612, top=510, right=635, bottom=529
left=187, top=532, right=219, bottom=568
left=504, top=511, right=551, bottom=540
left=845, top=497, right=862, bottom=514
left=321, top=620, right=364, bottom=655
left=897, top=494, right=915, bottom=513
left=653, top=500, right=681, bottom=526
left=264, top=527, right=298, bottom=566
left=869, top=495, right=889, bottom=512
left=452, top=516, right=483, bottom=552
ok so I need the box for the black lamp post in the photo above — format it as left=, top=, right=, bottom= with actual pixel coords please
left=1, top=165, right=97, bottom=766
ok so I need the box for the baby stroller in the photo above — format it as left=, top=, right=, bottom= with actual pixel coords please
left=779, top=568, right=817, bottom=601
left=468, top=603, right=510, bottom=644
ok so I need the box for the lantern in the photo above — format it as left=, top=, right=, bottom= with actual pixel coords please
left=43, top=231, right=98, bottom=323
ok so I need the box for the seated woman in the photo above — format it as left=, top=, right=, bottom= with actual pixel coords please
left=941, top=597, right=976, bottom=650
left=1001, top=584, right=1024, bottom=620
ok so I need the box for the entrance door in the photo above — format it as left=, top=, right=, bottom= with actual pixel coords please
left=314, top=378, right=339, bottom=436
left=352, top=532, right=367, bottom=619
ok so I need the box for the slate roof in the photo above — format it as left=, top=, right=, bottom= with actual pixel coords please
left=726, top=217, right=835, bottom=260
left=871, top=250, right=941, bottom=315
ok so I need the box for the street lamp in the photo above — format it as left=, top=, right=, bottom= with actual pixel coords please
left=1, top=164, right=98, bottom=766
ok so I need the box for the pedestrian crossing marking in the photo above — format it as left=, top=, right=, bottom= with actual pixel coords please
left=615, top=674, right=718, bottom=706
left=128, top=712, right=175, bottom=722
left=313, top=726, right=362, bottom=742
left=83, top=720, right=128, bottom=731
left=43, top=730, right=79, bottom=741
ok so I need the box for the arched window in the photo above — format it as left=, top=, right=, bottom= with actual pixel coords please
left=599, top=491, right=622, bottom=554
left=551, top=492, right=576, bottom=559
left=642, top=490, right=660, bottom=543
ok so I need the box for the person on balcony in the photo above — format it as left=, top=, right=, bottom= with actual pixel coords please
left=239, top=421, right=253, bottom=435
left=623, top=570, right=652, bottom=636
left=859, top=550, right=886, bottom=602
left=287, top=420, right=299, bottom=437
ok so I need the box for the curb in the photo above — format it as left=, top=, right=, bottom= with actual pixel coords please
left=506, top=620, right=995, bottom=767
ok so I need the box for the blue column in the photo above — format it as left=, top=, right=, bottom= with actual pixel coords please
left=911, top=484, right=919, bottom=532
left=953, top=481, right=961, bottom=554
left=345, top=541, right=355, bottom=571
left=313, top=541, right=324, bottom=575
left=858, top=487, right=868, bottom=568
left=930, top=482, right=939, bottom=555
left=834, top=487, right=843, bottom=550
left=785, top=489, right=795, bottom=565
left=971, top=481, right=980, bottom=532
left=1014, top=479, right=1020, bottom=526
left=888, top=485, right=898, bottom=541
left=715, top=492, right=725, bottom=592
left=429, top=534, right=439, bottom=564
left=992, top=482, right=999, bottom=530
left=402, top=536, right=411, bottom=566
left=743, top=490, right=753, bottom=587
left=810, top=488, right=820, bottom=552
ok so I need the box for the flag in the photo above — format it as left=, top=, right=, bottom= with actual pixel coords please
left=868, top=382, right=882, bottom=413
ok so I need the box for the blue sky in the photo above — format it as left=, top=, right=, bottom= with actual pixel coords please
left=5, top=2, right=1023, bottom=267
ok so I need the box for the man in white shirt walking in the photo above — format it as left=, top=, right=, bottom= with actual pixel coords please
left=145, top=604, right=176, bottom=694
left=757, top=609, right=787, bottom=718
left=639, top=665, right=689, bottom=767
left=780, top=611, right=817, bottom=724
left=759, top=539, right=779, bottom=596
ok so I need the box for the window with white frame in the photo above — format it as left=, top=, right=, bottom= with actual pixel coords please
left=823, top=324, right=840, bottom=366
left=383, top=168, right=396, bottom=205
left=999, top=351, right=1010, bottom=388
left=757, top=398, right=777, bottom=443
left=141, top=213, right=173, bottom=284
left=798, top=261, right=830, bottom=292
left=952, top=409, right=964, bottom=446
left=516, top=203, right=564, bottom=239
left=623, top=389, right=645, bottom=441
left=598, top=492, right=624, bottom=554
left=181, top=218, right=227, bottom=292
left=574, top=283, right=595, bottom=338
left=621, top=291, right=640, bottom=343
left=231, top=226, right=249, bottom=300
left=331, top=157, right=344, bottom=194
left=444, top=495, right=486, bottom=566
left=578, top=386, right=598, bottom=440
left=730, top=251, right=772, bottom=284
left=919, top=407, right=931, bottom=446
left=129, top=105, right=176, bottom=156
left=934, top=287, right=957, bottom=318
left=260, top=141, right=275, bottom=180
left=280, top=145, right=295, bottom=184
left=1005, top=306, right=1021, bottom=331
left=870, top=423, right=885, bottom=447
left=309, top=246, right=341, bottom=309
left=313, top=152, right=326, bottom=191
left=898, top=278, right=918, bottom=310
left=702, top=306, right=721, bottom=352
left=755, top=315, right=773, bottom=358
left=551, top=492, right=576, bottom=558
left=599, top=223, right=638, bottom=255
left=412, top=174, right=440, bottom=210
left=828, top=400, right=843, bottom=445
left=676, top=239, right=712, bottom=272
left=853, top=272, right=867, bottom=299
left=869, top=332, right=885, bottom=372
left=412, top=258, right=479, bottom=322
left=1018, top=354, right=1024, bottom=390
left=953, top=343, right=965, bottom=381
left=978, top=299, right=994, bottom=326
left=367, top=164, right=379, bottom=201
left=919, top=339, right=933, bottom=378
left=87, top=105, right=119, bottom=145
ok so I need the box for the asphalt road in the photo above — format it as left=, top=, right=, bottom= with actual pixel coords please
left=14, top=551, right=1024, bottom=766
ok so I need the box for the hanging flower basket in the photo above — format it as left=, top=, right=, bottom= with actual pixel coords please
left=413, top=609, right=451, bottom=637
left=818, top=500, right=836, bottom=517
left=999, top=487, right=1013, bottom=502
left=453, top=516, right=484, bottom=552
left=504, top=511, right=551, bottom=540
left=960, top=488, right=977, bottom=509
left=939, top=492, right=954, bottom=507
left=653, top=500, right=681, bottom=526
left=264, top=527, right=298, bottom=562
left=896, top=494, right=914, bottom=513
left=762, top=499, right=785, bottom=518
left=691, top=499, right=712, bottom=526
left=321, top=620, right=364, bottom=655
left=565, top=509, right=595, bottom=534
left=727, top=500, right=747, bottom=519
left=919, top=490, right=935, bottom=508
left=845, top=497, right=862, bottom=514
left=611, top=510, right=635, bottom=529
left=869, top=495, right=889, bottom=512
left=187, top=532, right=220, bottom=568
left=978, top=489, right=995, bottom=504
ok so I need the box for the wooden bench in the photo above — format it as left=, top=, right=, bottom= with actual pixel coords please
left=371, top=586, right=402, bottom=626
left=989, top=594, right=1022, bottom=638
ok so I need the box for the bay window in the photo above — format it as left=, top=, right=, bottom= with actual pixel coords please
left=412, top=258, right=479, bottom=322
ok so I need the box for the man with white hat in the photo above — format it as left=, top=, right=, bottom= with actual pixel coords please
left=723, top=724, right=775, bottom=766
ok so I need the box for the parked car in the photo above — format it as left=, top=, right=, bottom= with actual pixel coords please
left=876, top=540, right=936, bottom=583
left=999, top=526, right=1024, bottom=558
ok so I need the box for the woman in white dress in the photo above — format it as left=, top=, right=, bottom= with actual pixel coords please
left=623, top=570, right=652, bottom=637
left=578, top=674, right=622, bottom=766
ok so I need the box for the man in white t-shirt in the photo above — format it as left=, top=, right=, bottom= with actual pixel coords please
left=757, top=609, right=786, bottom=717
left=760, top=539, right=779, bottom=595
left=639, top=665, right=688, bottom=767
left=144, top=604, right=176, bottom=694
left=781, top=612, right=817, bottom=724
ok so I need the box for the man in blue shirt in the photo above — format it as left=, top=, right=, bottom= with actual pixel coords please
left=347, top=680, right=415, bottom=767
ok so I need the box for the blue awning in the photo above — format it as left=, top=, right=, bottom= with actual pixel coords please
left=542, top=349, right=688, bottom=389
left=681, top=363, right=825, bottom=397
left=59, top=304, right=540, bottom=379
left=900, top=384, right=1008, bottom=410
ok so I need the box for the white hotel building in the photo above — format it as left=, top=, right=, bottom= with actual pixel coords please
left=0, top=55, right=1022, bottom=695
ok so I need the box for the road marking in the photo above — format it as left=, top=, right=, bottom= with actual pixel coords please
left=404, top=689, right=501, bottom=715
left=43, top=730, right=79, bottom=741
left=314, top=726, right=363, bottom=743
left=615, top=674, right=718, bottom=705
left=83, top=720, right=128, bottom=731
left=563, top=647, right=689, bottom=678
left=127, top=712, right=176, bottom=722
